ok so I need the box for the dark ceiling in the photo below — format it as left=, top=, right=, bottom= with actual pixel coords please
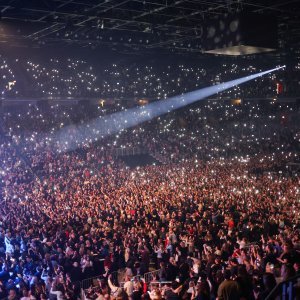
left=0, top=0, right=299, bottom=56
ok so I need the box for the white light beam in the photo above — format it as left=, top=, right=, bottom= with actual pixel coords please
left=55, top=66, right=284, bottom=151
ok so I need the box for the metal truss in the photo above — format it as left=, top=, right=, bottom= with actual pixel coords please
left=0, top=0, right=299, bottom=53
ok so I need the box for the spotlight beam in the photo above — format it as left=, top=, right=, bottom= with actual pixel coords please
left=56, top=66, right=284, bottom=151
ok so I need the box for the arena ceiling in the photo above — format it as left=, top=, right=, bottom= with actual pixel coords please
left=0, top=0, right=299, bottom=56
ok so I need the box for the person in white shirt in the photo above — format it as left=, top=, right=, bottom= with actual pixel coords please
left=108, top=274, right=123, bottom=299
left=237, top=237, right=247, bottom=249
left=5, top=231, right=14, bottom=255
left=123, top=275, right=134, bottom=299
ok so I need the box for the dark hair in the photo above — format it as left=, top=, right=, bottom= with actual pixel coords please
left=224, top=269, right=231, bottom=280
left=171, top=281, right=179, bottom=289
left=282, top=264, right=296, bottom=280
left=237, top=265, right=248, bottom=277
left=197, top=281, right=210, bottom=297
left=263, top=273, right=276, bottom=291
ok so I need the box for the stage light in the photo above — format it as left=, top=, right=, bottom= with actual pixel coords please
left=55, top=66, right=284, bottom=152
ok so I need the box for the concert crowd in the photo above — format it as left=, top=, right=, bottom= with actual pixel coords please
left=1, top=54, right=292, bottom=99
left=0, top=64, right=299, bottom=300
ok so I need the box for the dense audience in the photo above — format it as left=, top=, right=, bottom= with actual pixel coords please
left=0, top=55, right=18, bottom=98
left=0, top=65, right=299, bottom=300
left=2, top=55, right=299, bottom=99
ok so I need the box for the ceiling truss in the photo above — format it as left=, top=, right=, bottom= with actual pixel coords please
left=0, top=0, right=299, bottom=54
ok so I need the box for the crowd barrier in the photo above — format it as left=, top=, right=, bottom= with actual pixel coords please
left=112, top=146, right=147, bottom=157
left=143, top=269, right=162, bottom=283
left=81, top=268, right=161, bottom=294
left=81, top=270, right=119, bottom=290
left=265, top=274, right=300, bottom=300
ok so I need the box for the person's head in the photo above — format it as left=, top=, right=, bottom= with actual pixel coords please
left=283, top=243, right=292, bottom=253
left=40, top=293, right=47, bottom=300
left=171, top=281, right=179, bottom=290
left=234, top=243, right=240, bottom=250
left=293, top=262, right=300, bottom=272
left=169, top=257, right=175, bottom=265
left=215, top=256, right=221, bottom=264
left=266, top=244, right=274, bottom=253
left=196, top=281, right=210, bottom=296
left=229, top=257, right=238, bottom=266
left=151, top=287, right=162, bottom=300
left=8, top=289, right=17, bottom=300
left=237, top=265, right=248, bottom=277
left=134, top=282, right=140, bottom=291
left=189, top=281, right=195, bottom=287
